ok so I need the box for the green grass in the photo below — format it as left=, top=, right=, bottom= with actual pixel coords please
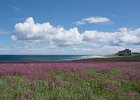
left=0, top=67, right=140, bottom=100
left=93, top=56, right=140, bottom=62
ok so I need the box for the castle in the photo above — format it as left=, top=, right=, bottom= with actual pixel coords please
left=117, top=49, right=131, bottom=56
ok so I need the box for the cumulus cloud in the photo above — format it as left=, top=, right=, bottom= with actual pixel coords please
left=83, top=27, right=140, bottom=45
left=12, top=17, right=83, bottom=46
left=12, top=17, right=140, bottom=47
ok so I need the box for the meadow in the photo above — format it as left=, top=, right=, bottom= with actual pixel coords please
left=0, top=62, right=140, bottom=100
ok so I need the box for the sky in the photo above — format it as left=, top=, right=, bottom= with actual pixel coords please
left=0, top=0, right=140, bottom=55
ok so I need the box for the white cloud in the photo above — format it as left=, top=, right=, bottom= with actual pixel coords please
left=83, top=17, right=110, bottom=23
left=12, top=17, right=140, bottom=48
left=82, top=27, right=140, bottom=46
left=74, top=16, right=111, bottom=26
left=12, top=17, right=83, bottom=46
left=83, top=30, right=113, bottom=42
left=118, top=27, right=140, bottom=44
left=74, top=21, right=86, bottom=25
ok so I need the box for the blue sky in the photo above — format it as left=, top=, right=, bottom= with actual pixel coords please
left=0, top=0, right=140, bottom=55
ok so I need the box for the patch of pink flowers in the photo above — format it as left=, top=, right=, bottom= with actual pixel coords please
left=0, top=62, right=140, bottom=81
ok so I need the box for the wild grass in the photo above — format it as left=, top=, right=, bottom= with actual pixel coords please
left=0, top=62, right=140, bottom=100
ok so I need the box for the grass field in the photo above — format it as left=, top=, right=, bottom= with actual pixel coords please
left=0, top=62, right=140, bottom=100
